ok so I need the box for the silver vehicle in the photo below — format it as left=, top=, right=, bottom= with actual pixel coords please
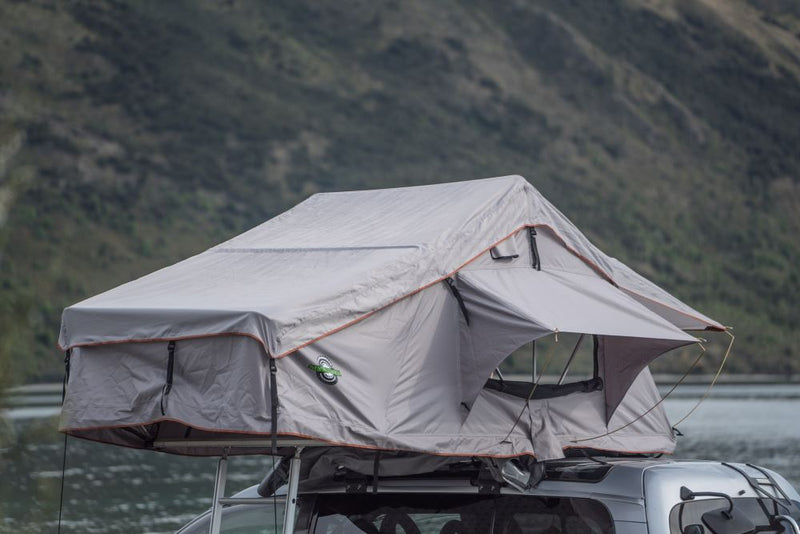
left=177, top=456, right=800, bottom=534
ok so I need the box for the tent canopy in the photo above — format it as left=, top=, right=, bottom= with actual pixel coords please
left=58, top=176, right=719, bottom=460
left=59, top=175, right=720, bottom=355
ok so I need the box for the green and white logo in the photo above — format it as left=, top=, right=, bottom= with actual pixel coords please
left=308, top=356, right=341, bottom=385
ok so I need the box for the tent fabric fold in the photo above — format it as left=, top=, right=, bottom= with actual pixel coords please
left=58, top=176, right=719, bottom=460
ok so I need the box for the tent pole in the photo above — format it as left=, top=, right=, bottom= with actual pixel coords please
left=558, top=334, right=585, bottom=385
left=495, top=368, right=505, bottom=384
left=282, top=447, right=303, bottom=534
left=209, top=449, right=229, bottom=534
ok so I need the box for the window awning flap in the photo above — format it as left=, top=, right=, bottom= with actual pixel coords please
left=457, top=268, right=696, bottom=417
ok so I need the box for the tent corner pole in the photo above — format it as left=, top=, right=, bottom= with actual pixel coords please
left=209, top=449, right=229, bottom=534
left=282, top=447, right=303, bottom=534
left=558, top=334, right=585, bottom=385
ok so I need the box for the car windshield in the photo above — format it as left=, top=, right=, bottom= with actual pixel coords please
left=178, top=502, right=285, bottom=534
left=312, top=494, right=614, bottom=534
left=179, top=493, right=614, bottom=534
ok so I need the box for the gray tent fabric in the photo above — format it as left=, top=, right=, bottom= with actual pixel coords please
left=61, top=336, right=675, bottom=460
left=61, top=333, right=675, bottom=459
left=58, top=176, right=718, bottom=460
left=596, top=335, right=686, bottom=423
left=455, top=269, right=695, bottom=418
left=58, top=176, right=721, bottom=356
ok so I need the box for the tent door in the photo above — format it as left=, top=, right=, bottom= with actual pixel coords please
left=557, top=334, right=586, bottom=384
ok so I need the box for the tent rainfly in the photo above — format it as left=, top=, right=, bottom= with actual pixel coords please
left=58, top=176, right=723, bottom=460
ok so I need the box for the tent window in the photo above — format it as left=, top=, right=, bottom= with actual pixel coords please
left=497, top=333, right=598, bottom=385
left=489, top=334, right=602, bottom=400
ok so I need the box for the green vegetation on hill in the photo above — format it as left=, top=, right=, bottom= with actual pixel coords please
left=1, top=0, right=798, bottom=384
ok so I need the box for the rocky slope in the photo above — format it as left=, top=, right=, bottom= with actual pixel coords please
left=1, top=0, right=799, bottom=384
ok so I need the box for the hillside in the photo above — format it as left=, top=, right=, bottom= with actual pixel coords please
left=1, top=0, right=799, bottom=385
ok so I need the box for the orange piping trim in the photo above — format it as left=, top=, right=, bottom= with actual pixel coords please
left=274, top=223, right=718, bottom=356
left=59, top=224, right=720, bottom=355
left=58, top=331, right=270, bottom=354
left=618, top=287, right=724, bottom=331
left=61, top=419, right=538, bottom=459
left=61, top=420, right=672, bottom=458
left=533, top=225, right=721, bottom=330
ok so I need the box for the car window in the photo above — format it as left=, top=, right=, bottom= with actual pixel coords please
left=178, top=502, right=285, bottom=534
left=179, top=493, right=615, bottom=534
left=313, top=494, right=492, bottom=534
left=314, top=512, right=463, bottom=534
left=313, top=494, right=613, bottom=534
left=496, top=497, right=613, bottom=534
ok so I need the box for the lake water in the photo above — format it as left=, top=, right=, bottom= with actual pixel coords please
left=1, top=384, right=798, bottom=533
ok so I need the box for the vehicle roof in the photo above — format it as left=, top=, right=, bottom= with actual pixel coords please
left=231, top=458, right=800, bottom=503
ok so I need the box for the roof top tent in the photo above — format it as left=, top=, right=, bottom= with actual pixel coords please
left=57, top=176, right=724, bottom=532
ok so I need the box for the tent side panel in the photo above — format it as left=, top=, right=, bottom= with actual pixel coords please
left=277, top=282, right=465, bottom=445
left=60, top=335, right=272, bottom=445
left=61, top=283, right=468, bottom=454
left=552, top=367, right=675, bottom=454
left=459, top=367, right=675, bottom=460
left=598, top=335, right=693, bottom=422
